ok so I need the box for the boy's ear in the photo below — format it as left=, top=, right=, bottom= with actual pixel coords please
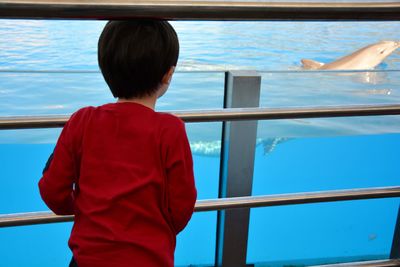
left=161, top=66, right=175, bottom=85
left=157, top=66, right=175, bottom=98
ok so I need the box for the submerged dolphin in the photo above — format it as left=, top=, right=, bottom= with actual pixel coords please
left=301, top=41, right=400, bottom=70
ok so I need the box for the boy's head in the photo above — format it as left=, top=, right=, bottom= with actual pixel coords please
left=98, top=20, right=179, bottom=99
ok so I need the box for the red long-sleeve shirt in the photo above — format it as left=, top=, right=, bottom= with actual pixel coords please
left=39, top=102, right=197, bottom=267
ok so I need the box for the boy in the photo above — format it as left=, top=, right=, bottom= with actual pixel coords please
left=39, top=20, right=197, bottom=267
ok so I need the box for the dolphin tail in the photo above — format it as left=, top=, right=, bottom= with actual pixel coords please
left=301, top=59, right=324, bottom=70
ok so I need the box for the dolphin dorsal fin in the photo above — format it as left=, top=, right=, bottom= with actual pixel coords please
left=301, top=59, right=324, bottom=70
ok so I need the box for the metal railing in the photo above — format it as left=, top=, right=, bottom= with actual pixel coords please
left=1, top=2, right=400, bottom=266
left=1, top=104, right=400, bottom=129
left=1, top=186, right=399, bottom=228
left=0, top=1, right=399, bottom=21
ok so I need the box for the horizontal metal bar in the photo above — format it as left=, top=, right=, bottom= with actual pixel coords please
left=311, top=259, right=400, bottom=267
left=195, top=186, right=400, bottom=211
left=0, top=212, right=74, bottom=227
left=1, top=69, right=400, bottom=74
left=0, top=1, right=399, bottom=21
left=176, top=104, right=400, bottom=122
left=1, top=104, right=400, bottom=130
left=1, top=186, right=399, bottom=228
left=0, top=115, right=68, bottom=130
left=0, top=69, right=225, bottom=74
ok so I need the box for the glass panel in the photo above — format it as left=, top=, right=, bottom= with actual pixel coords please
left=0, top=125, right=222, bottom=266
left=0, top=142, right=58, bottom=214
left=259, top=70, right=400, bottom=109
left=0, top=72, right=224, bottom=116
left=176, top=122, right=222, bottom=266
left=0, top=71, right=224, bottom=266
left=254, top=68, right=400, bottom=193
left=248, top=70, right=400, bottom=265
left=247, top=199, right=399, bottom=266
left=0, top=223, right=74, bottom=267
left=0, top=72, right=110, bottom=116
left=252, top=132, right=400, bottom=195
left=158, top=72, right=225, bottom=110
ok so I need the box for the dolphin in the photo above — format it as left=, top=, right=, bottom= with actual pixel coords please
left=301, top=41, right=400, bottom=70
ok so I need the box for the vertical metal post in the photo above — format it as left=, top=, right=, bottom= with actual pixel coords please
left=215, top=71, right=261, bottom=267
left=390, top=205, right=400, bottom=259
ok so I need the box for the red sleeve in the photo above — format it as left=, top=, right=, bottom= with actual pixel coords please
left=163, top=117, right=197, bottom=234
left=38, top=108, right=89, bottom=215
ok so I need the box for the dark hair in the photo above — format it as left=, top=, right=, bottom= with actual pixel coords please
left=98, top=20, right=179, bottom=99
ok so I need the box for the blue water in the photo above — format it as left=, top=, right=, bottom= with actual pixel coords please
left=0, top=17, right=400, bottom=267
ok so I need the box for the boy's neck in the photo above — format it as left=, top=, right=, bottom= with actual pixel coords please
left=117, top=95, right=157, bottom=110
